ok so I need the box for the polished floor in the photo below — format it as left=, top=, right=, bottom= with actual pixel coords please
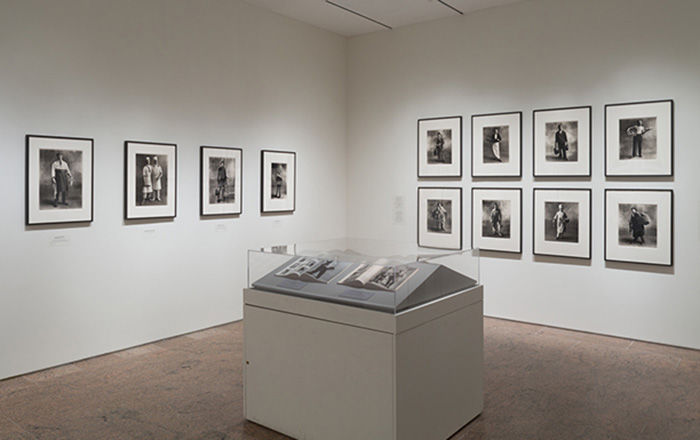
left=1, top=318, right=699, bottom=440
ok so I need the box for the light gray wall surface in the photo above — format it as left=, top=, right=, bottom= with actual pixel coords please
left=346, top=0, right=700, bottom=348
left=0, top=0, right=347, bottom=379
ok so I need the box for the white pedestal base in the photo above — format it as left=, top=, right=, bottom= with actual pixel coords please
left=243, top=285, right=483, bottom=440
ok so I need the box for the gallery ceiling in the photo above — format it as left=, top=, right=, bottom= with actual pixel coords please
left=243, top=0, right=525, bottom=37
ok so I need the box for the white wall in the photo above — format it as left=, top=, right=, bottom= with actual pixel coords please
left=347, top=0, right=700, bottom=348
left=0, top=0, right=347, bottom=379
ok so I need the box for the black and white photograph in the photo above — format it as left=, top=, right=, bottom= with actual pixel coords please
left=545, top=202, right=579, bottom=243
left=261, top=150, right=296, bottom=213
left=426, top=199, right=452, bottom=234
left=125, top=141, right=177, bottom=220
left=338, top=262, right=418, bottom=292
left=472, top=188, right=521, bottom=253
left=471, top=112, right=521, bottom=177
left=271, top=163, right=288, bottom=199
left=26, top=135, right=94, bottom=225
left=276, top=256, right=351, bottom=284
left=619, top=118, right=657, bottom=160
left=605, top=190, right=673, bottom=266
left=617, top=203, right=657, bottom=248
left=481, top=200, right=511, bottom=239
left=533, top=106, right=591, bottom=176
left=605, top=100, right=673, bottom=176
left=135, top=153, right=169, bottom=206
left=533, top=189, right=591, bottom=259
left=201, top=146, right=242, bottom=216
left=482, top=126, right=509, bottom=164
left=417, top=116, right=462, bottom=177
left=418, top=187, right=462, bottom=250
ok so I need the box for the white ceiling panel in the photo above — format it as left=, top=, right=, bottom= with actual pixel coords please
left=243, top=0, right=526, bottom=37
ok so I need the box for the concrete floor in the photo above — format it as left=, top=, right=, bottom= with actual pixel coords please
left=1, top=317, right=699, bottom=439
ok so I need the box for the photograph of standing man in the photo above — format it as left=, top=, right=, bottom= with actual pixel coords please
left=629, top=207, right=650, bottom=244
left=142, top=156, right=153, bottom=205
left=490, top=128, right=502, bottom=162
left=552, top=204, right=570, bottom=239
left=431, top=201, right=448, bottom=233
left=490, top=202, right=503, bottom=237
left=554, top=124, right=569, bottom=160
left=216, top=159, right=227, bottom=203
left=50, top=152, right=73, bottom=207
left=152, top=156, right=163, bottom=202
left=433, top=131, right=445, bottom=162
left=626, top=120, right=652, bottom=158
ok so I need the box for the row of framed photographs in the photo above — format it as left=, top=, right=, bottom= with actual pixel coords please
left=417, top=187, right=673, bottom=267
left=418, top=99, right=674, bottom=178
left=25, top=135, right=297, bottom=225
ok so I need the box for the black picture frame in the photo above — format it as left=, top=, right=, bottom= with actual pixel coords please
left=604, top=99, right=674, bottom=177
left=260, top=149, right=296, bottom=214
left=532, top=188, right=592, bottom=260
left=124, top=140, right=178, bottom=220
left=604, top=189, right=674, bottom=267
left=25, top=134, right=95, bottom=226
left=470, top=187, right=523, bottom=253
left=471, top=111, right=522, bottom=178
left=532, top=105, right=592, bottom=177
left=417, top=186, right=463, bottom=250
left=200, top=146, right=243, bottom=217
left=417, top=115, right=463, bottom=178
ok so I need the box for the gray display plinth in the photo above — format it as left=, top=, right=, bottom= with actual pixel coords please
left=243, top=285, right=484, bottom=440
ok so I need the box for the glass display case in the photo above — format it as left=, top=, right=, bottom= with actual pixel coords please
left=248, top=238, right=480, bottom=313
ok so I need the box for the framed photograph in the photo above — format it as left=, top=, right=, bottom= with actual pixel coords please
left=605, top=189, right=673, bottom=266
left=200, top=146, right=242, bottom=216
left=261, top=150, right=296, bottom=213
left=26, top=135, right=94, bottom=225
left=471, top=188, right=521, bottom=253
left=471, top=112, right=522, bottom=177
left=417, top=187, right=462, bottom=250
left=417, top=116, right=462, bottom=177
left=605, top=100, right=673, bottom=176
left=533, top=189, right=591, bottom=259
left=125, top=141, right=177, bottom=220
left=533, top=106, right=591, bottom=177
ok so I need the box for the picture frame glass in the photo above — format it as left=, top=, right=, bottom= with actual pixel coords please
left=533, top=107, right=591, bottom=176
left=605, top=100, right=673, bottom=176
left=418, top=187, right=462, bottom=250
left=472, top=113, right=521, bottom=177
left=533, top=189, right=591, bottom=259
left=201, top=147, right=242, bottom=216
left=418, top=117, right=462, bottom=177
left=261, top=150, right=296, bottom=213
left=26, top=136, right=94, bottom=225
left=605, top=190, right=672, bottom=266
left=125, top=142, right=177, bottom=219
left=472, top=188, right=522, bottom=253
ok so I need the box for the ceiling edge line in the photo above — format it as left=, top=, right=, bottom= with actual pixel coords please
left=325, top=0, right=393, bottom=30
left=438, top=0, right=464, bottom=15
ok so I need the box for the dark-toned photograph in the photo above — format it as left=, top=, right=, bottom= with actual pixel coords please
left=482, top=126, right=509, bottom=163
left=135, top=154, right=169, bottom=206
left=38, top=149, right=83, bottom=210
left=544, top=202, right=579, bottom=243
left=271, top=162, right=288, bottom=199
left=618, top=203, right=657, bottom=247
left=427, top=199, right=452, bottom=234
left=545, top=121, right=578, bottom=162
left=482, top=200, right=511, bottom=239
left=427, top=129, right=452, bottom=164
left=619, top=117, right=657, bottom=160
left=208, top=157, right=236, bottom=204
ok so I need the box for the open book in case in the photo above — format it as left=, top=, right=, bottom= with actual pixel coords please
left=248, top=238, right=480, bottom=313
